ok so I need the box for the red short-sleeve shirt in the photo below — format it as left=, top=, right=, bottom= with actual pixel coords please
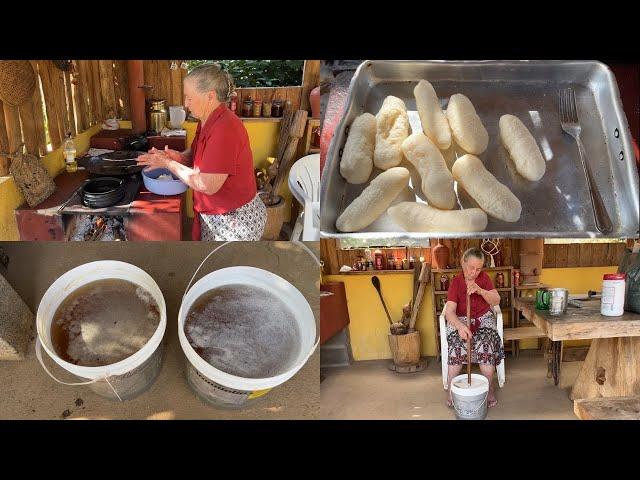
left=190, top=104, right=257, bottom=216
left=447, top=271, right=495, bottom=320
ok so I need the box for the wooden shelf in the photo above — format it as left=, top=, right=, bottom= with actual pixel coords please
left=515, top=283, right=550, bottom=291
left=434, top=288, right=512, bottom=294
left=239, top=117, right=283, bottom=122
left=432, top=266, right=513, bottom=273
left=342, top=270, right=413, bottom=275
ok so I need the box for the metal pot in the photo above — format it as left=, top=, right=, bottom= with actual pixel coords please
left=147, top=99, right=167, bottom=134
left=80, top=177, right=125, bottom=208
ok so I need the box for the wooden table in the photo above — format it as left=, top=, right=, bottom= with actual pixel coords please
left=515, top=297, right=640, bottom=400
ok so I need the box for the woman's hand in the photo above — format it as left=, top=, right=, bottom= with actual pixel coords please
left=136, top=152, right=170, bottom=172
left=147, top=146, right=183, bottom=163
left=466, top=281, right=483, bottom=296
left=456, top=321, right=473, bottom=342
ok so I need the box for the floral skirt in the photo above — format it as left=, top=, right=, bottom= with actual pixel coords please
left=446, top=310, right=505, bottom=366
left=200, top=194, right=266, bottom=241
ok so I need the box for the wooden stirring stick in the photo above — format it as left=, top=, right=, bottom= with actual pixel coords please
left=467, top=289, right=472, bottom=385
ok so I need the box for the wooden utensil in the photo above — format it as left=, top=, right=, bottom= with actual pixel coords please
left=408, top=262, right=430, bottom=331
left=371, top=276, right=406, bottom=335
left=466, top=289, right=472, bottom=385
left=371, top=276, right=393, bottom=325
left=412, top=260, right=421, bottom=311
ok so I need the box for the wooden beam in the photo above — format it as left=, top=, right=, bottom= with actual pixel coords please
left=90, top=60, right=103, bottom=122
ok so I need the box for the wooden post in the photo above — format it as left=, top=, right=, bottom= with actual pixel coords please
left=127, top=60, right=147, bottom=134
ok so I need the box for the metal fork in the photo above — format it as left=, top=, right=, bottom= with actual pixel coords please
left=559, top=88, right=612, bottom=234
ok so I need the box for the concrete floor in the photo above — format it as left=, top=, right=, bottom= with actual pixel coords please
left=0, top=241, right=319, bottom=420
left=320, top=351, right=582, bottom=420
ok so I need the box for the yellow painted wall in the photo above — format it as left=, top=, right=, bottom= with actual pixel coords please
left=183, top=120, right=293, bottom=222
left=326, top=265, right=619, bottom=361
left=0, top=123, right=109, bottom=241
left=325, top=273, right=438, bottom=360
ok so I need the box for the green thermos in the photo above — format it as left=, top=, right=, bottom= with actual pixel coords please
left=535, top=289, right=551, bottom=310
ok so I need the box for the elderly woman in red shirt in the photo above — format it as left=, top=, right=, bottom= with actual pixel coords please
left=444, top=247, right=504, bottom=408
left=137, top=63, right=266, bottom=240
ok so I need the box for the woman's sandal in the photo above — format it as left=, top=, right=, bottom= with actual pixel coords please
left=488, top=397, right=498, bottom=408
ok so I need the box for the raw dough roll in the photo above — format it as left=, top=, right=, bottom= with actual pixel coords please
left=452, top=154, right=522, bottom=222
left=336, top=167, right=410, bottom=232
left=387, top=202, right=488, bottom=232
left=401, top=132, right=456, bottom=210
left=365, top=187, right=417, bottom=232
left=340, top=112, right=376, bottom=184
left=414, top=79, right=451, bottom=150
left=499, top=114, right=546, bottom=181
left=446, top=94, right=489, bottom=155
left=374, top=96, right=409, bottom=170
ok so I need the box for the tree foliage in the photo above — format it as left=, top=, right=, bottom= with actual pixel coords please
left=186, top=60, right=304, bottom=87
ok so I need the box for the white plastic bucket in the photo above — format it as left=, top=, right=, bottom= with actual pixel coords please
left=179, top=265, right=318, bottom=408
left=450, top=373, right=489, bottom=420
left=35, top=261, right=167, bottom=401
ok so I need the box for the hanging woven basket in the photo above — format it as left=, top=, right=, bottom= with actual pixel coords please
left=0, top=60, right=36, bottom=107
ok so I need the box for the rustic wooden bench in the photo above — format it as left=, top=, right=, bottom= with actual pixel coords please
left=574, top=396, right=640, bottom=420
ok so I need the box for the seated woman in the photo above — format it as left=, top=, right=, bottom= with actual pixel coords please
left=444, top=247, right=504, bottom=408
left=137, top=63, right=266, bottom=241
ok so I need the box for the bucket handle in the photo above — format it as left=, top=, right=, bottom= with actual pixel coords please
left=451, top=390, right=489, bottom=418
left=183, top=241, right=321, bottom=356
left=35, top=338, right=124, bottom=402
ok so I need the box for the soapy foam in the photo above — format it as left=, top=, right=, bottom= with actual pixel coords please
left=184, top=284, right=301, bottom=379
left=51, top=279, right=160, bottom=367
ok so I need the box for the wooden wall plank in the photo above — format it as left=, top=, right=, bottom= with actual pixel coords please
left=300, top=60, right=320, bottom=113
left=80, top=60, right=95, bottom=126
left=567, top=244, right=580, bottom=267
left=113, top=60, right=130, bottom=119
left=554, top=244, right=569, bottom=268
left=38, top=61, right=63, bottom=148
left=63, top=71, right=77, bottom=136
left=543, top=243, right=555, bottom=268
left=156, top=60, right=171, bottom=104
left=579, top=244, right=594, bottom=267
left=0, top=99, right=10, bottom=175
left=98, top=60, right=116, bottom=119
left=30, top=62, right=47, bottom=155
left=51, top=63, right=69, bottom=138
left=72, top=61, right=88, bottom=132
left=18, top=98, right=39, bottom=155
left=170, top=60, right=183, bottom=106
left=3, top=104, right=23, bottom=158
left=90, top=60, right=103, bottom=122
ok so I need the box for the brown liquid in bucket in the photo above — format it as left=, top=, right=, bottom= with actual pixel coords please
left=184, top=284, right=301, bottom=378
left=51, top=279, right=160, bottom=367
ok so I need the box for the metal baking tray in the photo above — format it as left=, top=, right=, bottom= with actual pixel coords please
left=321, top=60, right=639, bottom=240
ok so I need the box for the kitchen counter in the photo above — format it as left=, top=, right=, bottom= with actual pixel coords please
left=14, top=170, right=183, bottom=241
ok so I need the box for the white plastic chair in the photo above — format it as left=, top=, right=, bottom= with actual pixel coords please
left=440, top=304, right=505, bottom=390
left=288, top=154, right=320, bottom=241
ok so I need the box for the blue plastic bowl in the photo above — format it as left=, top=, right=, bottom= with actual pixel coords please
left=141, top=168, right=188, bottom=196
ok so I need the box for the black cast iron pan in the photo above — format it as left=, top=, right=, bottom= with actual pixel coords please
left=79, top=150, right=146, bottom=176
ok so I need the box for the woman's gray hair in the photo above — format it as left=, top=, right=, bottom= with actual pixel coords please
left=185, top=63, right=236, bottom=103
left=462, top=247, right=484, bottom=264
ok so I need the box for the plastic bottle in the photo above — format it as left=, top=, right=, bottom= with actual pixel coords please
left=63, top=133, right=77, bottom=173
